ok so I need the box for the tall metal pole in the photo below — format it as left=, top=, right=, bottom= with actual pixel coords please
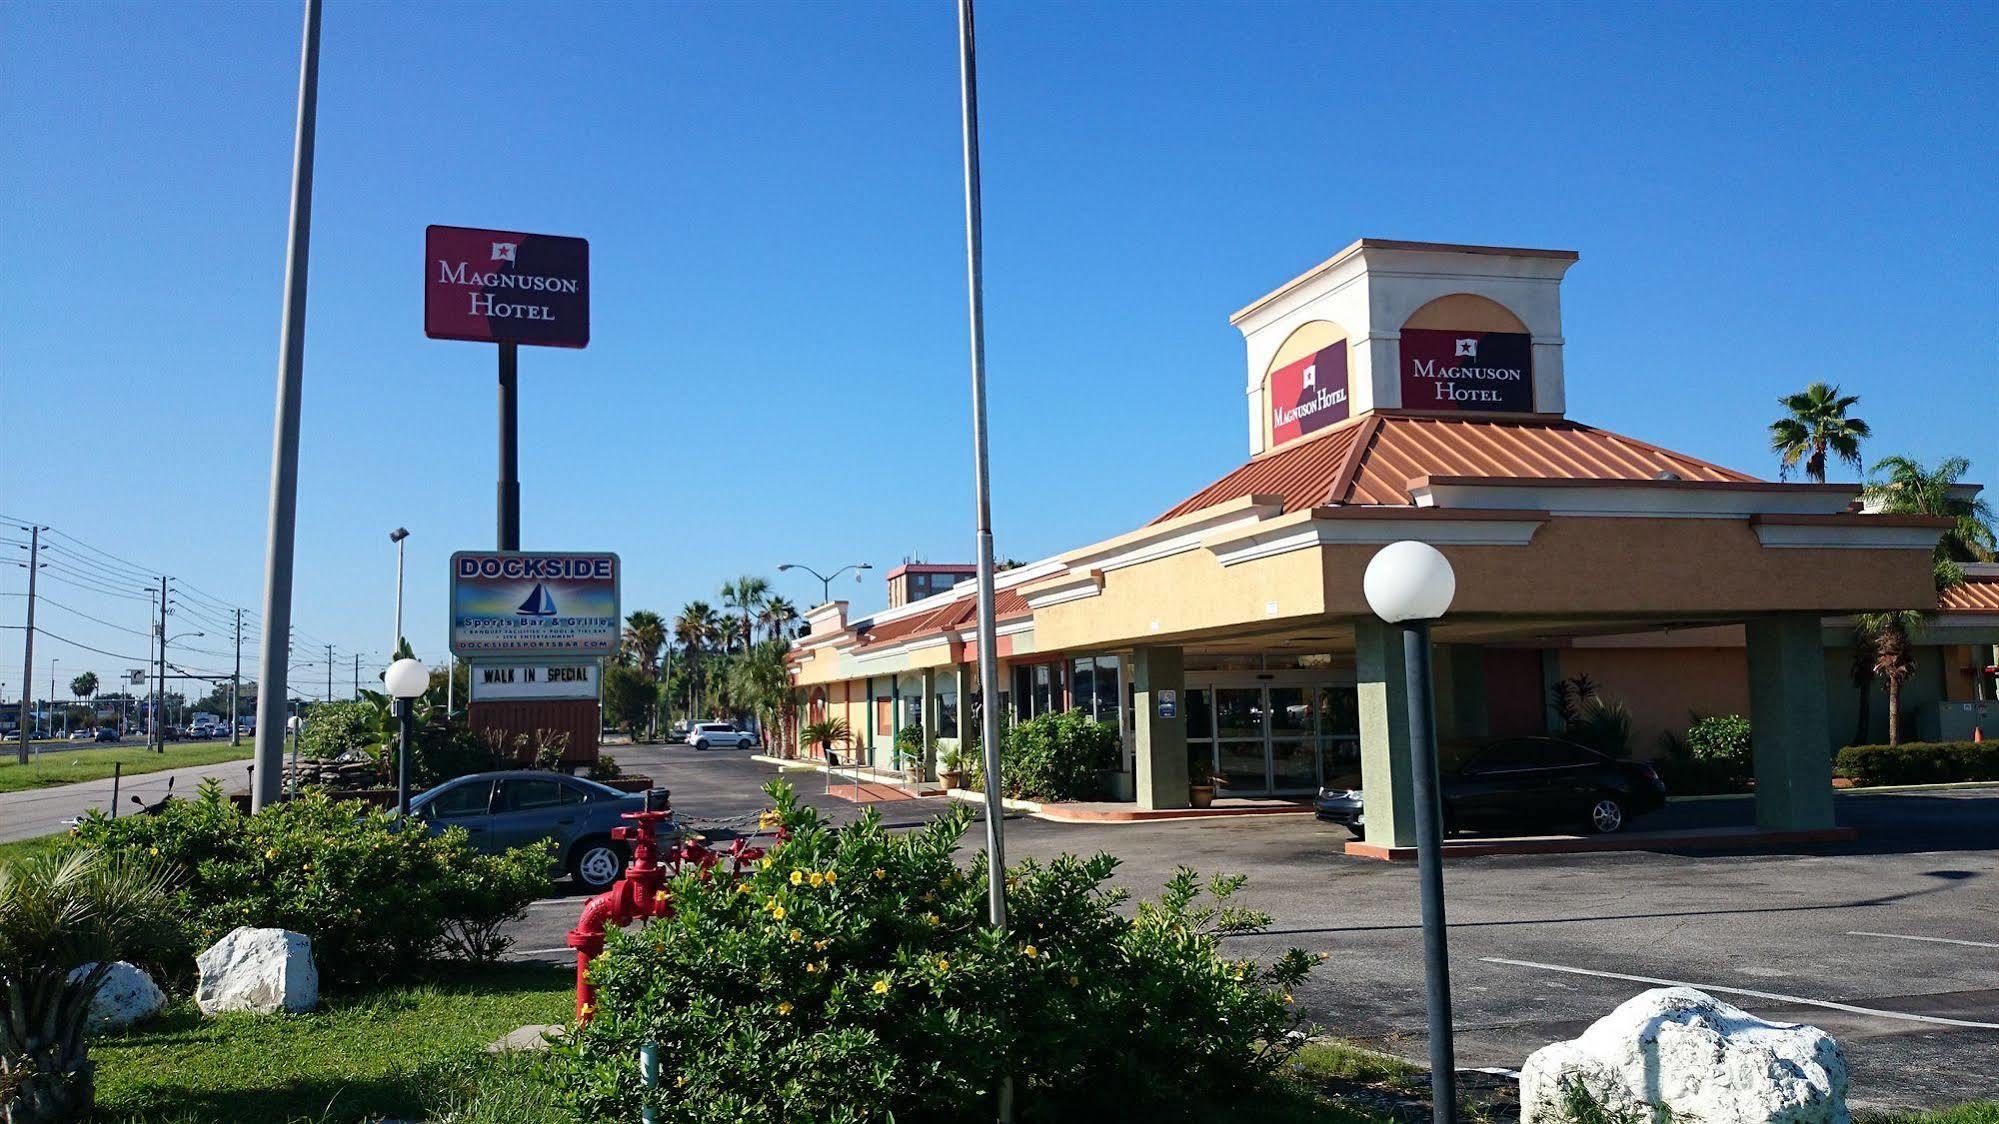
left=498, top=341, right=520, bottom=551
left=393, top=533, right=406, bottom=647
left=230, top=609, right=242, bottom=747
left=395, top=697, right=413, bottom=815
left=352, top=652, right=359, bottom=699
left=252, top=0, right=323, bottom=811
left=154, top=576, right=168, bottom=753
left=1401, top=619, right=1458, bottom=1124
left=16, top=525, right=40, bottom=764
left=325, top=643, right=333, bottom=703
left=955, top=5, right=1011, bottom=1119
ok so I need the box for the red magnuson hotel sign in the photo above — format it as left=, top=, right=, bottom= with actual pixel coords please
left=1269, top=343, right=1350, bottom=444
left=425, top=225, right=590, bottom=348
left=1399, top=328, right=1533, bottom=412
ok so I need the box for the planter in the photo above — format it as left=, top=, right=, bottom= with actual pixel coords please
left=602, top=775, right=657, bottom=793
left=939, top=770, right=965, bottom=790
left=1189, top=784, right=1215, bottom=808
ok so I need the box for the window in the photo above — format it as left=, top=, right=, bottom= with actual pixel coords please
left=1068, top=656, right=1122, bottom=726
left=427, top=780, right=491, bottom=818
left=498, top=778, right=566, bottom=812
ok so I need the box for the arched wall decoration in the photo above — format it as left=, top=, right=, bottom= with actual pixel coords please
left=1398, top=294, right=1535, bottom=413
left=1261, top=320, right=1351, bottom=448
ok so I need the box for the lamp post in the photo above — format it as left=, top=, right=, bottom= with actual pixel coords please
left=389, top=528, right=409, bottom=651
left=384, top=656, right=428, bottom=815
left=776, top=561, right=871, bottom=606
left=1362, top=540, right=1459, bottom=1124
left=48, top=659, right=57, bottom=741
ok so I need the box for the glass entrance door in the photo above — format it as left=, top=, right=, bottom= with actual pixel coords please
left=1186, top=678, right=1353, bottom=797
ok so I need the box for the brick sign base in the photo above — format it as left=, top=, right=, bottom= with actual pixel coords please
left=468, top=699, right=601, bottom=766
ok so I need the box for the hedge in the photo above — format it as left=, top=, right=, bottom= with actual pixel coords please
left=1834, top=742, right=1999, bottom=787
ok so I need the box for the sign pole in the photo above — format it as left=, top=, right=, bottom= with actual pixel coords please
left=252, top=0, right=323, bottom=811
left=498, top=341, right=520, bottom=551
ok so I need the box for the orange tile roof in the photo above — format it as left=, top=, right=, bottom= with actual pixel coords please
left=1154, top=412, right=1760, bottom=521
left=1941, top=576, right=1999, bottom=613
left=853, top=587, right=1030, bottom=651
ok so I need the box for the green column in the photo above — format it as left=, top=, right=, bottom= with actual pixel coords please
left=1356, top=616, right=1418, bottom=848
left=863, top=676, right=875, bottom=769
left=1746, top=613, right=1836, bottom=831
left=955, top=664, right=974, bottom=747
left=1436, top=645, right=1488, bottom=742
left=1132, top=646, right=1187, bottom=810
left=919, top=667, right=938, bottom=780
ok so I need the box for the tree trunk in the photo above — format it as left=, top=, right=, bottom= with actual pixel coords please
left=1854, top=681, right=1873, bottom=745
left=1886, top=676, right=1902, bottom=746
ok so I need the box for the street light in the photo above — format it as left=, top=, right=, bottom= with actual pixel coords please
left=389, top=528, right=409, bottom=652
left=1362, top=540, right=1458, bottom=1124
left=384, top=656, right=428, bottom=815
left=776, top=561, right=871, bottom=606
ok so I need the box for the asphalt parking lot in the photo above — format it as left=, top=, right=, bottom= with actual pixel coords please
left=506, top=746, right=1999, bottom=1110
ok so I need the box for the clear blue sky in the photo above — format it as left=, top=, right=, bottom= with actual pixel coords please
left=3, top=1, right=1994, bottom=698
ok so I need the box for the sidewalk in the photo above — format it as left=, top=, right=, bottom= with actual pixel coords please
left=0, top=758, right=255, bottom=843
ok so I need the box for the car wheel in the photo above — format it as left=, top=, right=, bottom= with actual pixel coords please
left=742, top=737, right=757, bottom=751
left=1586, top=795, right=1627, bottom=834
left=692, top=740, right=707, bottom=751
left=1348, top=824, right=1365, bottom=841
left=571, top=840, right=628, bottom=890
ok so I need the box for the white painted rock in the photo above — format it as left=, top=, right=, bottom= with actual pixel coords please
left=67, top=960, right=166, bottom=1031
left=1521, top=987, right=1848, bottom=1124
left=195, top=927, right=318, bottom=1015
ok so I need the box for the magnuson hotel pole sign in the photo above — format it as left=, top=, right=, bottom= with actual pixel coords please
left=425, top=225, right=589, bottom=348
left=449, top=552, right=621, bottom=659
left=1269, top=344, right=1350, bottom=444
left=1400, top=329, right=1534, bottom=412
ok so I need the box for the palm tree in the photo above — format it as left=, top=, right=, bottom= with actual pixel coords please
left=728, top=640, right=795, bottom=757
left=672, top=601, right=722, bottom=719
left=1855, top=611, right=1923, bottom=746
left=622, top=610, right=668, bottom=680
left=1847, top=626, right=1876, bottom=746
left=721, top=576, right=770, bottom=654
left=799, top=716, right=852, bottom=763
left=69, top=673, right=98, bottom=734
left=1, top=850, right=177, bottom=1122
left=1768, top=382, right=1869, bottom=483
left=1863, top=455, right=1997, bottom=590
left=759, top=595, right=800, bottom=644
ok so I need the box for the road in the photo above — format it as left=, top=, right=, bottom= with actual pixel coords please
left=0, top=757, right=258, bottom=842
left=505, top=746, right=1999, bottom=1111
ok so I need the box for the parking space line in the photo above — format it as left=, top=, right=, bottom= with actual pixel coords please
left=1480, top=957, right=1999, bottom=1030
left=512, top=947, right=573, bottom=956
left=1846, top=930, right=1999, bottom=950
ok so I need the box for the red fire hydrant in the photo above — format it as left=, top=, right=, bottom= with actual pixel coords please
left=566, top=792, right=675, bottom=1022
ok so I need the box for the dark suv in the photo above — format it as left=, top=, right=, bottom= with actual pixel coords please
left=1315, top=735, right=1667, bottom=838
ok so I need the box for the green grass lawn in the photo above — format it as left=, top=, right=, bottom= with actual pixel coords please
left=0, top=832, right=71, bottom=866
left=94, top=963, right=574, bottom=1124
left=0, top=739, right=250, bottom=794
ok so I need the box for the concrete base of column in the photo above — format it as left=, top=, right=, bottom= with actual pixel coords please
left=1356, top=617, right=1418, bottom=849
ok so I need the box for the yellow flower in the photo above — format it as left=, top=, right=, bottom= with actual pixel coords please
left=805, top=962, right=819, bottom=974
left=1283, top=992, right=1295, bottom=1004
left=872, top=977, right=891, bottom=995
left=655, top=890, right=669, bottom=903
left=149, top=847, right=160, bottom=857
left=676, top=1075, right=688, bottom=1088
left=790, top=870, right=804, bottom=886
left=788, top=928, right=803, bottom=942
left=925, top=913, right=940, bottom=926
left=872, top=868, right=886, bottom=880
left=809, top=872, right=825, bottom=888
left=823, top=870, right=837, bottom=885
left=771, top=904, right=786, bottom=921
left=1068, top=975, right=1080, bottom=988
left=265, top=848, right=277, bottom=860
left=937, top=959, right=950, bottom=972
left=579, top=1002, right=594, bottom=1017
left=735, top=883, right=751, bottom=894
left=1022, top=945, right=1038, bottom=959
left=813, top=938, right=830, bottom=951
left=776, top=1001, right=793, bottom=1016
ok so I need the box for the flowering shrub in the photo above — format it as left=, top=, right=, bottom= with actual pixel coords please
left=563, top=781, right=1316, bottom=1122
left=1686, top=714, right=1752, bottom=763
left=64, top=784, right=551, bottom=984
left=965, top=709, right=1121, bottom=801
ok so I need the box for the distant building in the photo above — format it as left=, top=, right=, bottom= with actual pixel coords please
left=884, top=563, right=976, bottom=609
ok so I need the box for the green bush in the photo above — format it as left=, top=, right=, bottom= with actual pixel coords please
left=297, top=699, right=382, bottom=759
left=971, top=709, right=1120, bottom=802
left=893, top=723, right=928, bottom=770
left=1835, top=742, right=1999, bottom=787
left=1685, top=714, right=1752, bottom=763
left=563, top=781, right=1315, bottom=1123
left=64, top=786, right=552, bottom=984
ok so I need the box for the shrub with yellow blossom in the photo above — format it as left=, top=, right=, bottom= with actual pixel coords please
left=565, top=780, right=1315, bottom=1122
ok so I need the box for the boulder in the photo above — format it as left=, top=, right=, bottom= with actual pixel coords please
left=1521, top=986, right=1848, bottom=1124
left=195, top=927, right=318, bottom=1015
left=66, top=960, right=166, bottom=1032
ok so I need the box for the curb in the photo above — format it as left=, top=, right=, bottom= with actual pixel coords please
left=1667, top=780, right=1999, bottom=804
left=1343, top=825, right=1860, bottom=862
left=940, top=789, right=1315, bottom=823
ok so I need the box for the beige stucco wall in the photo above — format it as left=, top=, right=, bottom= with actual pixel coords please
left=1032, top=544, right=1332, bottom=652
left=1557, top=646, right=1750, bottom=756
left=1401, top=292, right=1529, bottom=332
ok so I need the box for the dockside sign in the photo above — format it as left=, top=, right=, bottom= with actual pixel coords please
left=425, top=225, right=590, bottom=348
left=449, top=551, right=620, bottom=658
left=1400, top=329, right=1534, bottom=413
left=1269, top=343, right=1350, bottom=445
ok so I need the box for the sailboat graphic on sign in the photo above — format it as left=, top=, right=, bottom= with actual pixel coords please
left=515, top=583, right=558, bottom=616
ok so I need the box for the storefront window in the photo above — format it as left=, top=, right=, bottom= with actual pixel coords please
left=1067, top=655, right=1123, bottom=726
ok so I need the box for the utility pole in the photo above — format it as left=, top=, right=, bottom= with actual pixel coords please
left=231, top=609, right=243, bottom=747
left=251, top=0, right=323, bottom=812
left=352, top=651, right=359, bottom=699
left=325, top=643, right=333, bottom=702
left=16, top=525, right=41, bottom=764
left=154, top=576, right=168, bottom=753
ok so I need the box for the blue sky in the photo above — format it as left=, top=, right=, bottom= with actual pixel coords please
left=2, top=1, right=1994, bottom=698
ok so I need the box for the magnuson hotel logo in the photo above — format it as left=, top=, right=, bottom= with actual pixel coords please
left=434, top=248, right=580, bottom=323
left=1272, top=358, right=1347, bottom=430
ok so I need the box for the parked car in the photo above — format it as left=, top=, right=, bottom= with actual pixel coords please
left=187, top=718, right=224, bottom=740
left=92, top=726, right=120, bottom=743
left=687, top=721, right=757, bottom=751
left=236, top=719, right=255, bottom=735
left=408, top=770, right=674, bottom=890
left=664, top=721, right=692, bottom=745
left=1314, top=736, right=1667, bottom=838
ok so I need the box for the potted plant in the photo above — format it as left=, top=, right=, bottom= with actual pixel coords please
left=1188, top=757, right=1218, bottom=808
left=937, top=744, right=967, bottom=790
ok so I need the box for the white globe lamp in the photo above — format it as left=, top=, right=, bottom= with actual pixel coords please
left=385, top=657, right=429, bottom=699
left=1362, top=540, right=1456, bottom=624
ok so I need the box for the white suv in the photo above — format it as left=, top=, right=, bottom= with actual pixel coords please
left=689, top=721, right=757, bottom=751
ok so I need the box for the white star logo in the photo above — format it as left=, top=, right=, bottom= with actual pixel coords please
left=491, top=242, right=518, bottom=263
left=1455, top=338, right=1478, bottom=358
